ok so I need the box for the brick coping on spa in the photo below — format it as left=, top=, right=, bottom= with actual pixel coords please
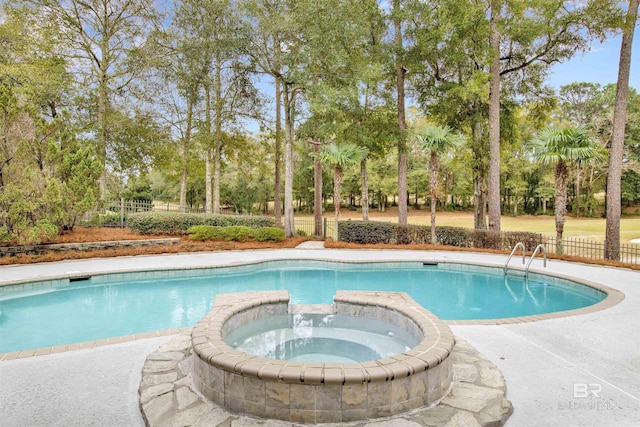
left=192, top=290, right=455, bottom=385
left=0, top=259, right=625, bottom=361
left=190, top=290, right=455, bottom=423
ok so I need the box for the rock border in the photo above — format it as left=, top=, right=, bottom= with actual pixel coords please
left=0, top=238, right=180, bottom=257
left=139, top=333, right=513, bottom=426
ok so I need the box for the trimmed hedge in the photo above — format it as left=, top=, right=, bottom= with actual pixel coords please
left=254, top=227, right=285, bottom=242
left=187, top=225, right=226, bottom=240
left=338, top=221, right=395, bottom=244
left=338, top=220, right=544, bottom=251
left=127, top=212, right=275, bottom=235
left=188, top=225, right=285, bottom=242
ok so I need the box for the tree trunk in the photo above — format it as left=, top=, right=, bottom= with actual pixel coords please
left=555, top=160, right=569, bottom=254
left=205, top=82, right=213, bottom=214
left=575, top=165, right=581, bottom=217
left=283, top=82, right=295, bottom=237
left=361, top=158, right=369, bottom=221
left=213, top=58, right=223, bottom=214
left=605, top=0, right=639, bottom=260
left=98, top=57, right=109, bottom=200
left=179, top=97, right=194, bottom=212
left=274, top=79, right=282, bottom=224
left=588, top=165, right=595, bottom=216
left=487, top=0, right=502, bottom=231
left=472, top=113, right=488, bottom=229
left=334, top=166, right=343, bottom=225
left=394, top=0, right=408, bottom=225
left=311, top=138, right=322, bottom=236
left=429, top=151, right=438, bottom=245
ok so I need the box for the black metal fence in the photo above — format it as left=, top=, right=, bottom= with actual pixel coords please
left=85, top=199, right=237, bottom=227
left=542, top=236, right=640, bottom=265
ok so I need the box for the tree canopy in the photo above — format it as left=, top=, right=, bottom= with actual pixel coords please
left=1, top=0, right=637, bottom=249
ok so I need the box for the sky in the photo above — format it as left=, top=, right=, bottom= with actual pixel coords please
left=548, top=31, right=640, bottom=90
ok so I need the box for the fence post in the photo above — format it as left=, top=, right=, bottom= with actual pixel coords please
left=323, top=218, right=327, bottom=239
left=120, top=197, right=125, bottom=228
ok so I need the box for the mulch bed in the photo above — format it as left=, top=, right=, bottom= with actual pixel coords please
left=1, top=227, right=637, bottom=272
left=0, top=227, right=308, bottom=266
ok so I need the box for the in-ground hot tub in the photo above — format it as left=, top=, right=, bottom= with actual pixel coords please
left=191, top=290, right=455, bottom=423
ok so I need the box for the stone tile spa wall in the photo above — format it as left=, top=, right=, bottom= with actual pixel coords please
left=191, top=290, right=455, bottom=424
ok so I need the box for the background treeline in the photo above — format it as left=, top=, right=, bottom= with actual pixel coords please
left=1, top=0, right=638, bottom=259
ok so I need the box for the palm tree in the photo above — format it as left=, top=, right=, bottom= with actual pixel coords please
left=416, top=125, right=462, bottom=244
left=531, top=126, right=601, bottom=254
left=319, top=142, right=368, bottom=227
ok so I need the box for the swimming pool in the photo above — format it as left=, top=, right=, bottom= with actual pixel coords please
left=0, top=260, right=606, bottom=353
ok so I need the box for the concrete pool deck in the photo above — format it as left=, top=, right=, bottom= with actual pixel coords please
left=1, top=248, right=639, bottom=426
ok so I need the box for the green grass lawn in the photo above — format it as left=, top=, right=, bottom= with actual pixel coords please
left=435, top=214, right=640, bottom=243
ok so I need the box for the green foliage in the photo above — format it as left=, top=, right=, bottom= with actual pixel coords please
left=622, top=170, right=640, bottom=206
left=186, top=225, right=225, bottom=240
left=531, top=126, right=602, bottom=166
left=187, top=225, right=284, bottom=242
left=0, top=225, right=12, bottom=243
left=415, top=124, right=463, bottom=153
left=338, top=220, right=544, bottom=250
left=338, top=221, right=396, bottom=244
left=52, top=137, right=101, bottom=229
left=127, top=212, right=275, bottom=235
left=435, top=226, right=471, bottom=247
left=122, top=176, right=153, bottom=202
left=395, top=224, right=431, bottom=245
left=222, top=226, right=253, bottom=242
left=469, top=230, right=502, bottom=250
left=254, top=227, right=285, bottom=242
left=320, top=142, right=368, bottom=169
left=20, top=220, right=59, bottom=245
left=90, top=211, right=122, bottom=227
left=221, top=177, right=259, bottom=214
left=501, top=231, right=545, bottom=252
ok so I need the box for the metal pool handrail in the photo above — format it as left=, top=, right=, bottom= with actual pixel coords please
left=525, top=244, right=547, bottom=278
left=505, top=242, right=526, bottom=275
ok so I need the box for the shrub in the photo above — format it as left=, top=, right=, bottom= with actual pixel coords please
left=19, top=220, right=58, bottom=245
left=501, top=231, right=545, bottom=251
left=338, top=220, right=546, bottom=252
left=90, top=211, right=122, bottom=227
left=338, top=220, right=395, bottom=244
left=187, top=225, right=253, bottom=242
left=127, top=212, right=274, bottom=235
left=395, top=224, right=431, bottom=244
left=223, top=226, right=253, bottom=242
left=0, top=225, right=12, bottom=244
left=436, top=226, right=471, bottom=247
left=295, top=229, right=308, bottom=237
left=469, top=229, right=501, bottom=250
left=254, top=227, right=285, bottom=242
left=187, top=225, right=225, bottom=241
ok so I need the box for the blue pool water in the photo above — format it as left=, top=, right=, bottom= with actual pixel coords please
left=225, top=313, right=420, bottom=363
left=0, top=261, right=605, bottom=353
